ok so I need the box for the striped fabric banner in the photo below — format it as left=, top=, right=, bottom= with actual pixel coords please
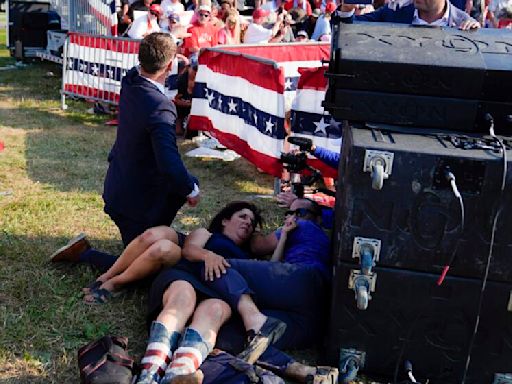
left=291, top=66, right=341, bottom=179
left=189, top=48, right=286, bottom=177
left=188, top=43, right=332, bottom=177
left=63, top=33, right=179, bottom=104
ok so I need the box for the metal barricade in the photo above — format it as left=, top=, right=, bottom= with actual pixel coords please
left=61, top=33, right=140, bottom=108
left=61, top=32, right=179, bottom=108
left=51, top=0, right=116, bottom=35
left=49, top=0, right=70, bottom=30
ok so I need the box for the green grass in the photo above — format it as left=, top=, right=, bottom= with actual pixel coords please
left=0, top=30, right=375, bottom=382
left=0, top=12, right=15, bottom=67
left=0, top=50, right=307, bottom=382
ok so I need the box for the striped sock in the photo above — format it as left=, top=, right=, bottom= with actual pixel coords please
left=161, top=328, right=212, bottom=384
left=137, top=321, right=180, bottom=384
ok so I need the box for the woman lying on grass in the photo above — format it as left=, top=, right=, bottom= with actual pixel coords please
left=51, top=200, right=336, bottom=383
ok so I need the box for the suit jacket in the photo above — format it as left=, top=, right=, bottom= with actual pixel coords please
left=340, top=0, right=475, bottom=27
left=103, top=67, right=196, bottom=224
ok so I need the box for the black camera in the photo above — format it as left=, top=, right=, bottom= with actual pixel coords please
left=287, top=136, right=313, bottom=152
left=280, top=136, right=314, bottom=172
left=280, top=151, right=308, bottom=173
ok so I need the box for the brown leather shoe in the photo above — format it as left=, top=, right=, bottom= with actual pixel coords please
left=169, top=370, right=204, bottom=384
left=237, top=317, right=287, bottom=364
left=50, top=233, right=91, bottom=263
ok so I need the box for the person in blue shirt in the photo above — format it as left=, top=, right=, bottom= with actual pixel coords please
left=180, top=198, right=331, bottom=361
left=143, top=200, right=336, bottom=383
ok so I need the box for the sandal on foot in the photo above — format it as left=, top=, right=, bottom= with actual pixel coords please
left=82, top=280, right=102, bottom=294
left=84, top=287, right=123, bottom=304
left=237, top=317, right=287, bottom=364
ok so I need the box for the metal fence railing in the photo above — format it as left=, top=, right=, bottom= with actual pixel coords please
left=50, top=0, right=115, bottom=35
left=61, top=33, right=179, bottom=108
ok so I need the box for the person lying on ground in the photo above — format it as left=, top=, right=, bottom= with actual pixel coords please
left=136, top=280, right=232, bottom=384
left=180, top=198, right=330, bottom=360
left=81, top=227, right=185, bottom=304
left=145, top=200, right=336, bottom=383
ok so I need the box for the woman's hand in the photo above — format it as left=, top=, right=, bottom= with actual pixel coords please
left=282, top=216, right=298, bottom=234
left=204, top=252, right=231, bottom=281
left=275, top=191, right=298, bottom=207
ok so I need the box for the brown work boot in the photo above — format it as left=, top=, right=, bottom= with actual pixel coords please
left=50, top=233, right=91, bottom=263
left=237, top=317, right=287, bottom=364
left=169, top=370, right=204, bottom=384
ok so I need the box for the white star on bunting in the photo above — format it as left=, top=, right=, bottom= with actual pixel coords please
left=205, top=89, right=214, bottom=105
left=253, top=112, right=258, bottom=125
left=314, top=117, right=329, bottom=136
left=284, top=78, right=293, bottom=90
left=265, top=119, right=274, bottom=134
left=218, top=95, right=223, bottom=108
left=91, top=64, right=99, bottom=76
left=330, top=117, right=341, bottom=130
left=228, top=98, right=237, bottom=113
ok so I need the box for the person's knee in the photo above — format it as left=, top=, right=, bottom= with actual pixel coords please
left=139, top=227, right=163, bottom=247
left=139, top=226, right=177, bottom=247
left=149, top=239, right=180, bottom=262
left=162, top=281, right=196, bottom=314
left=197, top=299, right=231, bottom=324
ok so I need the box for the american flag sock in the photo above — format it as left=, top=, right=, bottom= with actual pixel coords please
left=161, top=328, right=212, bottom=384
left=137, top=321, right=180, bottom=384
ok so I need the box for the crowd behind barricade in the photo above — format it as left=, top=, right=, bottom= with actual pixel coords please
left=110, top=0, right=512, bottom=49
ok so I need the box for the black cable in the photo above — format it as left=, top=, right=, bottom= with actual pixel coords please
left=436, top=170, right=465, bottom=286
left=461, top=205, right=503, bottom=384
left=461, top=118, right=507, bottom=384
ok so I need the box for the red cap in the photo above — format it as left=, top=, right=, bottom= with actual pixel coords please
left=149, top=4, right=163, bottom=16
left=325, top=1, right=337, bottom=13
left=252, top=8, right=270, bottom=20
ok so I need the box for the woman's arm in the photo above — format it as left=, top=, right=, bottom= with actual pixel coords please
left=250, top=231, right=279, bottom=258
left=182, top=228, right=231, bottom=281
left=270, top=216, right=297, bottom=262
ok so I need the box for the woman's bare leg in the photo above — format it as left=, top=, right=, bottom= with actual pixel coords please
left=97, top=239, right=181, bottom=294
left=83, top=226, right=179, bottom=292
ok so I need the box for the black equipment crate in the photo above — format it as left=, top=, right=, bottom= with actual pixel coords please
left=326, top=263, right=512, bottom=384
left=333, top=125, right=512, bottom=282
left=326, top=125, right=512, bottom=383
left=323, top=24, right=512, bottom=134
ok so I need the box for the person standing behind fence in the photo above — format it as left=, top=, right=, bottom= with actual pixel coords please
left=128, top=4, right=163, bottom=38
left=182, top=1, right=220, bottom=57
left=50, top=33, right=200, bottom=270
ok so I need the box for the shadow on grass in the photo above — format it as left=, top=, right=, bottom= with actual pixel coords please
left=0, top=103, right=114, bottom=193
left=0, top=233, right=147, bottom=383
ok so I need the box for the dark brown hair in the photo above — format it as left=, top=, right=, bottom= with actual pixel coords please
left=208, top=201, right=263, bottom=233
left=138, top=33, right=176, bottom=74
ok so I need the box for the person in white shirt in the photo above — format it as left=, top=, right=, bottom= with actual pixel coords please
left=161, top=0, right=185, bottom=16
left=243, top=8, right=284, bottom=43
left=128, top=4, right=162, bottom=39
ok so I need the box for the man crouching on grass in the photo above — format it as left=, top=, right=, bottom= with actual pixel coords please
left=50, top=33, right=200, bottom=299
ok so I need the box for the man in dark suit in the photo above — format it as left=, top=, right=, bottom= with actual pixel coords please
left=336, top=0, right=480, bottom=29
left=51, top=33, right=200, bottom=269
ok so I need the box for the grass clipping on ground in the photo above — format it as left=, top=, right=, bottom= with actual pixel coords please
left=0, top=61, right=292, bottom=383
